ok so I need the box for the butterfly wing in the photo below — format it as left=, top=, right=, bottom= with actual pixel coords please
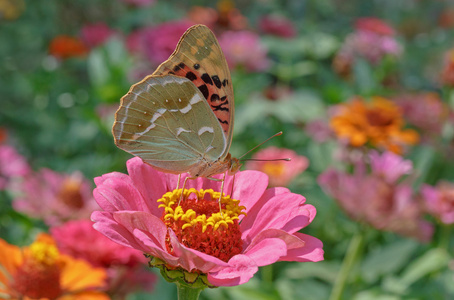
left=152, top=24, right=234, bottom=158
left=112, top=75, right=227, bottom=174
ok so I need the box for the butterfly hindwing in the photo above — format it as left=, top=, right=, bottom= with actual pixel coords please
left=152, top=25, right=234, bottom=157
left=113, top=75, right=227, bottom=174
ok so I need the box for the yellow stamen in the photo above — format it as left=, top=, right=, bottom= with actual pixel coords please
left=158, top=188, right=246, bottom=233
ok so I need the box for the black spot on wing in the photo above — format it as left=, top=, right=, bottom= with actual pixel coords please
left=217, top=118, right=229, bottom=125
left=198, top=84, right=209, bottom=99
left=221, top=96, right=227, bottom=101
left=186, top=72, right=197, bottom=81
left=212, top=103, right=229, bottom=112
left=210, top=94, right=220, bottom=102
left=212, top=75, right=222, bottom=89
left=173, top=63, right=185, bottom=72
left=201, top=73, right=213, bottom=85
left=222, top=79, right=228, bottom=87
left=194, top=63, right=200, bottom=70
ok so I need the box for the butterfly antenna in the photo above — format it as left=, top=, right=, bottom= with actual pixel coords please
left=238, top=131, right=285, bottom=160
left=242, top=158, right=291, bottom=162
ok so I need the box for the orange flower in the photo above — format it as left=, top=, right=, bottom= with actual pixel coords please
left=0, top=234, right=108, bottom=300
left=49, top=35, right=88, bottom=59
left=330, top=96, right=419, bottom=154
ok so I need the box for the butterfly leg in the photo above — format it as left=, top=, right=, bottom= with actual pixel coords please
left=230, top=173, right=236, bottom=198
left=206, top=173, right=227, bottom=214
left=176, top=174, right=181, bottom=190
left=178, top=175, right=196, bottom=205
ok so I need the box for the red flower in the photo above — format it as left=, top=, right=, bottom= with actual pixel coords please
left=49, top=35, right=88, bottom=59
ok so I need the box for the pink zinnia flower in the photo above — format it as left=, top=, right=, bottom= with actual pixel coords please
left=258, top=15, right=297, bottom=39
left=91, top=157, right=323, bottom=287
left=319, top=151, right=433, bottom=242
left=51, top=220, right=155, bottom=297
left=246, top=147, right=309, bottom=187
left=11, top=169, right=98, bottom=226
left=368, top=150, right=413, bottom=183
left=218, top=30, right=270, bottom=72
left=80, top=23, right=116, bottom=48
left=394, top=92, right=448, bottom=135
left=421, top=182, right=454, bottom=224
left=0, top=145, right=31, bottom=190
left=127, top=21, right=194, bottom=66
left=333, top=17, right=401, bottom=75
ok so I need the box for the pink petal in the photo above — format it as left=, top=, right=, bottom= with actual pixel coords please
left=280, top=232, right=324, bottom=262
left=93, top=174, right=149, bottom=212
left=126, top=157, right=167, bottom=215
left=168, top=230, right=229, bottom=273
left=132, top=228, right=180, bottom=263
left=240, top=186, right=290, bottom=224
left=112, top=211, right=168, bottom=250
left=230, top=170, right=269, bottom=210
left=243, top=237, right=287, bottom=267
left=91, top=211, right=148, bottom=252
left=242, top=193, right=315, bottom=242
left=207, top=254, right=258, bottom=286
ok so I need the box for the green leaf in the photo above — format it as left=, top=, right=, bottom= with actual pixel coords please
left=383, top=248, right=450, bottom=294
left=360, top=239, right=419, bottom=283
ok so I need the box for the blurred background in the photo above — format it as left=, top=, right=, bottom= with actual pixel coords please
left=1, top=0, right=454, bottom=299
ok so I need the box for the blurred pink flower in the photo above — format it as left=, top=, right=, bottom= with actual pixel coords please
left=80, top=23, right=116, bottom=48
left=394, top=92, right=448, bottom=135
left=334, top=17, right=401, bottom=75
left=218, top=30, right=270, bottom=72
left=51, top=220, right=155, bottom=297
left=246, top=147, right=309, bottom=187
left=127, top=21, right=194, bottom=66
left=11, top=169, right=98, bottom=226
left=258, top=15, right=297, bottom=38
left=421, top=182, right=454, bottom=224
left=92, top=157, right=323, bottom=287
left=120, top=0, right=155, bottom=7
left=305, top=119, right=334, bottom=143
left=368, top=150, right=413, bottom=183
left=319, top=151, right=433, bottom=242
left=0, top=145, right=31, bottom=190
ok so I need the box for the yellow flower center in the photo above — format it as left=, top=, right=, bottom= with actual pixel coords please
left=157, top=188, right=246, bottom=263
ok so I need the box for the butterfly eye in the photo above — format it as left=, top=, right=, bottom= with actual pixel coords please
left=229, top=158, right=242, bottom=175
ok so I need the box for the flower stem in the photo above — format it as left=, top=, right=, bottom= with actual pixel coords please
left=329, top=231, right=364, bottom=300
left=439, top=224, right=452, bottom=251
left=176, top=283, right=203, bottom=300
left=261, top=265, right=274, bottom=284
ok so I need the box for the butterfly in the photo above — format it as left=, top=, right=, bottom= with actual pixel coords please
left=112, top=24, right=241, bottom=190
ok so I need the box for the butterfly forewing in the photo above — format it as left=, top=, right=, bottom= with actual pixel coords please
left=152, top=25, right=234, bottom=157
left=113, top=75, right=227, bottom=174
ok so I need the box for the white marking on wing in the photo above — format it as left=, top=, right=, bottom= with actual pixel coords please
left=118, top=93, right=139, bottom=137
left=176, top=127, right=191, bottom=136
left=205, top=145, right=214, bottom=153
left=189, top=94, right=202, bottom=105
left=198, top=126, right=214, bottom=136
left=180, top=103, right=192, bottom=114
